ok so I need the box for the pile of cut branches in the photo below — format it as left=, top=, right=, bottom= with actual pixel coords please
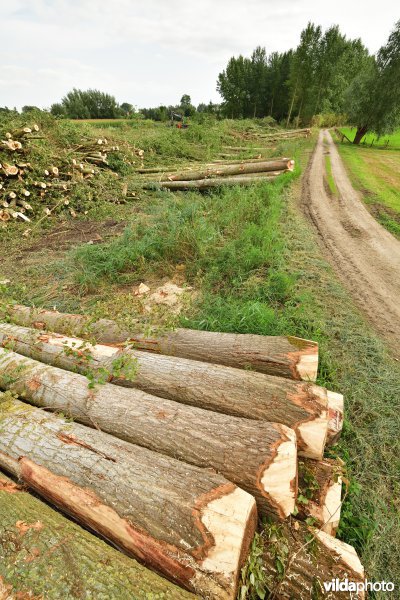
left=0, top=121, right=144, bottom=229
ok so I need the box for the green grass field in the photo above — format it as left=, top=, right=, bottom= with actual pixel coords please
left=336, top=130, right=400, bottom=238
left=340, top=127, right=400, bottom=148
left=1, top=117, right=399, bottom=597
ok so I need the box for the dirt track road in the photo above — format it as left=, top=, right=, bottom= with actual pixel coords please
left=303, top=130, right=400, bottom=355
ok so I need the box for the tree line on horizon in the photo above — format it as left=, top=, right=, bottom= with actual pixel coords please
left=1, top=20, right=399, bottom=143
left=217, top=20, right=400, bottom=141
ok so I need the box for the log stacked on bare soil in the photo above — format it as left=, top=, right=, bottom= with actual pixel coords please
left=0, top=348, right=298, bottom=519
left=261, top=520, right=365, bottom=599
left=4, top=304, right=319, bottom=381
left=0, top=323, right=343, bottom=458
left=0, top=469, right=195, bottom=599
left=296, top=458, right=343, bottom=535
left=0, top=395, right=257, bottom=600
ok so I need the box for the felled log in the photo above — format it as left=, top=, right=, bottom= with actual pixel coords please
left=0, top=469, right=194, bottom=599
left=137, top=167, right=166, bottom=173
left=297, top=458, right=343, bottom=535
left=162, top=159, right=294, bottom=182
left=3, top=305, right=319, bottom=380
left=9, top=127, right=32, bottom=139
left=222, top=146, right=274, bottom=151
left=210, top=157, right=272, bottom=164
left=262, top=520, right=364, bottom=599
left=0, top=348, right=297, bottom=519
left=1, top=140, right=23, bottom=151
left=0, top=323, right=342, bottom=458
left=145, top=174, right=281, bottom=190
left=256, top=128, right=311, bottom=139
left=1, top=163, right=19, bottom=177
left=0, top=395, right=257, bottom=599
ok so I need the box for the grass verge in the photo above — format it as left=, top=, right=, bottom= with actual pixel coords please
left=340, top=127, right=400, bottom=149
left=335, top=136, right=400, bottom=238
left=324, top=154, right=338, bottom=196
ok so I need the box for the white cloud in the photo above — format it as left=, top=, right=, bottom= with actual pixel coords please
left=1, top=0, right=398, bottom=109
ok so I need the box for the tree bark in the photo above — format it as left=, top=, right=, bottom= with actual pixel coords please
left=0, top=348, right=298, bottom=520
left=210, top=157, right=271, bottom=164
left=0, top=323, right=342, bottom=459
left=352, top=126, right=368, bottom=145
left=145, top=175, right=281, bottom=190
left=161, top=159, right=294, bottom=182
left=3, top=304, right=319, bottom=380
left=0, top=470, right=195, bottom=600
left=257, top=128, right=310, bottom=139
left=0, top=395, right=257, bottom=600
left=262, top=520, right=365, bottom=599
left=297, top=458, right=343, bottom=536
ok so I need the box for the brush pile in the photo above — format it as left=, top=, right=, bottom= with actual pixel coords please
left=0, top=303, right=365, bottom=599
left=0, top=122, right=144, bottom=227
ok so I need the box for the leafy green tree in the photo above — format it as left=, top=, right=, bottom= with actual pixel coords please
left=120, top=102, right=134, bottom=116
left=286, top=22, right=322, bottom=125
left=217, top=56, right=250, bottom=118
left=50, top=103, right=66, bottom=117
left=51, top=89, right=119, bottom=119
left=248, top=47, right=268, bottom=117
left=22, top=105, right=40, bottom=113
left=345, top=20, right=400, bottom=143
left=179, top=94, right=195, bottom=117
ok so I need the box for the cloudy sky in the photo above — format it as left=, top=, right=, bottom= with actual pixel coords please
left=1, top=0, right=398, bottom=110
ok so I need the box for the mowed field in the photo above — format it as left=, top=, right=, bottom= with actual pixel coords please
left=337, top=128, right=400, bottom=237
left=1, top=117, right=400, bottom=597
left=341, top=127, right=400, bottom=149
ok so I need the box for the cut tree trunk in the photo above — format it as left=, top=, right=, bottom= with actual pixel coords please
left=209, top=157, right=269, bottom=164
left=1, top=163, right=19, bottom=177
left=161, top=159, right=294, bottom=182
left=297, top=458, right=343, bottom=535
left=262, top=520, right=365, bottom=599
left=222, top=146, right=276, bottom=151
left=0, top=395, right=257, bottom=600
left=0, top=323, right=343, bottom=458
left=0, top=470, right=195, bottom=599
left=2, top=304, right=319, bottom=380
left=0, top=348, right=298, bottom=519
left=145, top=175, right=280, bottom=190
left=352, top=126, right=368, bottom=145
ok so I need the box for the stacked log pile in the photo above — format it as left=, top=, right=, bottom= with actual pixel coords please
left=143, top=157, right=294, bottom=191
left=0, top=304, right=363, bottom=599
left=0, top=123, right=144, bottom=227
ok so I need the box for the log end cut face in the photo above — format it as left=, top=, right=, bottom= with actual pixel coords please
left=326, top=390, right=344, bottom=445
left=315, top=529, right=365, bottom=583
left=260, top=425, right=297, bottom=518
left=295, top=349, right=319, bottom=382
left=297, top=410, right=328, bottom=460
left=195, top=487, right=257, bottom=600
left=321, top=475, right=342, bottom=536
left=286, top=336, right=319, bottom=381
